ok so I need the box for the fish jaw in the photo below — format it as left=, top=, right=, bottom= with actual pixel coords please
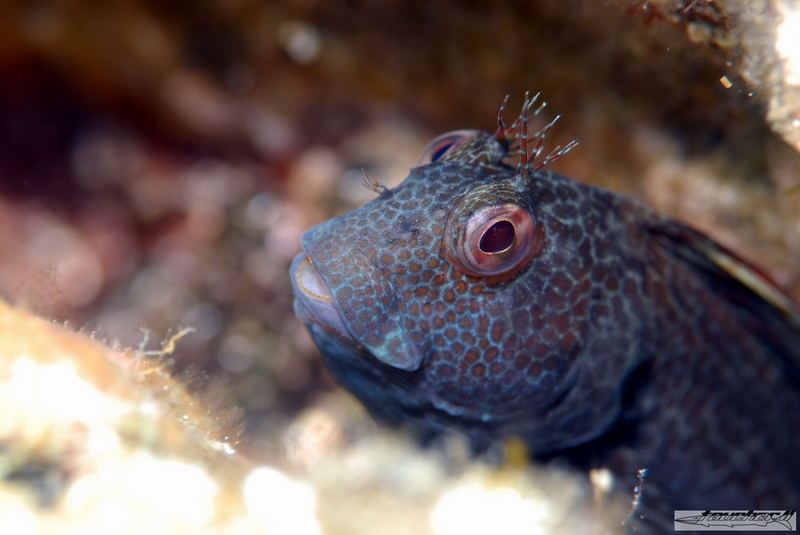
left=290, top=222, right=424, bottom=372
left=290, top=253, right=353, bottom=341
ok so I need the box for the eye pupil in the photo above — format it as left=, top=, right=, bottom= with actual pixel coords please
left=430, top=143, right=454, bottom=162
left=479, top=220, right=515, bottom=253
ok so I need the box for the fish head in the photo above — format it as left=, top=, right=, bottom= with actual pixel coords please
left=291, top=97, right=645, bottom=452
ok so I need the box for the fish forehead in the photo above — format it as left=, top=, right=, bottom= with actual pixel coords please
left=301, top=162, right=511, bottom=263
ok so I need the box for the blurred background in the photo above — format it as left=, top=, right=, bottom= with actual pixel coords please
left=1, top=0, right=799, bottom=456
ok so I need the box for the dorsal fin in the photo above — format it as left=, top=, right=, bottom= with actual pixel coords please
left=646, top=219, right=800, bottom=380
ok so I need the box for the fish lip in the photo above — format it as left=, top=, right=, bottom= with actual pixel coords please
left=290, top=252, right=354, bottom=342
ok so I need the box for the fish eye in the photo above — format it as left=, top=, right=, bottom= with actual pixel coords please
left=430, top=142, right=455, bottom=163
left=416, top=130, right=481, bottom=165
left=479, top=220, right=515, bottom=253
left=450, top=204, right=542, bottom=277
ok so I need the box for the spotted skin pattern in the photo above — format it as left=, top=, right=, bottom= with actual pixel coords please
left=291, top=98, right=800, bottom=533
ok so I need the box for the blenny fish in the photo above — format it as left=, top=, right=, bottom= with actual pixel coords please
left=290, top=94, right=800, bottom=532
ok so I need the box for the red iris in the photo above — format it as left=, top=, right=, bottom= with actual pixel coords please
left=447, top=203, right=543, bottom=278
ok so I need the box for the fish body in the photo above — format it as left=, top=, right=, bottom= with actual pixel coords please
left=290, top=96, right=800, bottom=532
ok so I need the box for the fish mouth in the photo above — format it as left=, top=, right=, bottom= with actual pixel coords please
left=290, top=253, right=353, bottom=341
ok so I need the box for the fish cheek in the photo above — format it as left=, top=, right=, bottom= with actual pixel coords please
left=322, top=264, right=422, bottom=371
left=417, top=283, right=568, bottom=423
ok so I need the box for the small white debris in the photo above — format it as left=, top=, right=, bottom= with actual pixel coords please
left=776, top=5, right=800, bottom=85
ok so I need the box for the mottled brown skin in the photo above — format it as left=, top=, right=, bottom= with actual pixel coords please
left=290, top=103, right=800, bottom=533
